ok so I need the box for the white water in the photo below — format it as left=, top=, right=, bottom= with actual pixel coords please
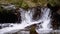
left=0, top=7, right=52, bottom=34
left=36, top=8, right=52, bottom=33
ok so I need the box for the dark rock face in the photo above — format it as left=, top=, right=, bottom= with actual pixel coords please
left=32, top=6, right=41, bottom=21
left=0, top=4, right=22, bottom=23
left=52, top=13, right=60, bottom=30
left=0, top=10, right=18, bottom=23
left=47, top=4, right=60, bottom=30
left=52, top=11, right=60, bottom=30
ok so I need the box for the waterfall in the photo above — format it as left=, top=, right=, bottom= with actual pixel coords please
left=20, top=8, right=33, bottom=23
left=36, top=7, right=52, bottom=33
left=0, top=7, right=52, bottom=34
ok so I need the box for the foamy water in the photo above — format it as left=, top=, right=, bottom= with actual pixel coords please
left=36, top=8, right=52, bottom=33
left=0, top=7, right=52, bottom=34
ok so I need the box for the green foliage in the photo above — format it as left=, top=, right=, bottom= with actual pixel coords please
left=32, top=0, right=38, bottom=3
left=55, top=0, right=60, bottom=6
left=48, top=0, right=60, bottom=6
left=12, top=0, right=23, bottom=7
left=21, top=2, right=29, bottom=9
left=0, top=0, right=60, bottom=8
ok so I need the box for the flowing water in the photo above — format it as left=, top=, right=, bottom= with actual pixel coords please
left=0, top=6, right=53, bottom=34
left=36, top=8, right=52, bottom=34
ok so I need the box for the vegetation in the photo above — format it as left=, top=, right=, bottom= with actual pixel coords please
left=0, top=0, right=60, bottom=8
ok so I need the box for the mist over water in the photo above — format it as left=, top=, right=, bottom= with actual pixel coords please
left=0, top=6, right=52, bottom=34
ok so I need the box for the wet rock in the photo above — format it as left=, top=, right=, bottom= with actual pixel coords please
left=1, top=4, right=16, bottom=10
left=0, top=9, right=18, bottom=23
left=30, top=24, right=38, bottom=34
left=57, top=9, right=60, bottom=15
left=32, top=6, right=41, bottom=21
left=47, top=4, right=60, bottom=30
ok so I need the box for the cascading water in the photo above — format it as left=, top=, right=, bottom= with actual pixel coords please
left=41, top=8, right=51, bottom=30
left=20, top=8, right=34, bottom=24
left=0, top=8, right=41, bottom=34
left=36, top=7, right=52, bottom=33
left=0, top=6, right=52, bottom=34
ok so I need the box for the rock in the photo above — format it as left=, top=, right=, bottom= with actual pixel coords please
left=57, top=9, right=60, bottom=15
left=1, top=4, right=16, bottom=10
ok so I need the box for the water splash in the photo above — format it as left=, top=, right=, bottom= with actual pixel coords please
left=0, top=8, right=42, bottom=34
left=36, top=7, right=52, bottom=33
left=0, top=7, right=52, bottom=34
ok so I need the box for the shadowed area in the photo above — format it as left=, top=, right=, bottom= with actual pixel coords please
left=0, top=12, right=17, bottom=23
